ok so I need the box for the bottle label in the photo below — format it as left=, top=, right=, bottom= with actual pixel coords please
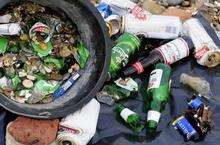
left=148, top=69, right=163, bottom=90
left=112, top=46, right=129, bottom=67
left=120, top=108, right=136, bottom=121
left=59, top=125, right=83, bottom=135
left=131, top=5, right=148, bottom=20
left=147, top=110, right=161, bottom=123
left=175, top=117, right=198, bottom=140
left=156, top=38, right=190, bottom=65
left=194, top=45, right=210, bottom=59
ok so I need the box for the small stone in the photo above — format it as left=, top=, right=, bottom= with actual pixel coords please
left=27, top=75, right=36, bottom=81
left=161, top=8, right=192, bottom=20
left=18, top=71, right=27, bottom=77
left=44, top=66, right=52, bottom=73
left=181, top=1, right=190, bottom=7
left=143, top=0, right=165, bottom=14
left=20, top=34, right=28, bottom=41
left=3, top=55, right=14, bottom=67
left=214, top=1, right=220, bottom=7
left=22, top=79, right=33, bottom=88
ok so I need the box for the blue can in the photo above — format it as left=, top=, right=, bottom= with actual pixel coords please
left=53, top=72, right=80, bottom=99
left=188, top=97, right=203, bottom=111
left=173, top=116, right=199, bottom=141
left=97, top=2, right=112, bottom=19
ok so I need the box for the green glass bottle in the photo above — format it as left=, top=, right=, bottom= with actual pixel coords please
left=146, top=63, right=171, bottom=132
left=115, top=104, right=144, bottom=132
left=110, top=33, right=140, bottom=78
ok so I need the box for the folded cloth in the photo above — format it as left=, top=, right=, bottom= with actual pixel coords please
left=56, top=99, right=100, bottom=145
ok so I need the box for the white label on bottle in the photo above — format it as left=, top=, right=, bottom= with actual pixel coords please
left=148, top=69, right=163, bottom=90
left=156, top=38, right=190, bottom=65
left=120, top=108, right=136, bottom=121
left=147, top=110, right=161, bottom=123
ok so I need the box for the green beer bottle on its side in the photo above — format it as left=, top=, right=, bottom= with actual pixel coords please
left=145, top=63, right=171, bottom=132
left=110, top=33, right=140, bottom=78
left=115, top=104, right=144, bottom=132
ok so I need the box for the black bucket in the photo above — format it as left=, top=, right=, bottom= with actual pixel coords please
left=0, top=0, right=111, bottom=119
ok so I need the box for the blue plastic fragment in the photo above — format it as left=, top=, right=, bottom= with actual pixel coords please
left=53, top=72, right=80, bottom=99
left=97, top=2, right=112, bottom=19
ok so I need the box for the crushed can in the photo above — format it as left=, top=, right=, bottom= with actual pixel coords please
left=183, top=13, right=220, bottom=67
left=172, top=116, right=199, bottom=141
left=122, top=14, right=182, bottom=39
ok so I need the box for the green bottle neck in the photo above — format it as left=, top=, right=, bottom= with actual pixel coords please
left=115, top=104, right=125, bottom=113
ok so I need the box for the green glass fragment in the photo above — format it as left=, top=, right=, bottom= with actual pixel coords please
left=0, top=37, right=8, bottom=54
left=44, top=56, right=64, bottom=70
left=32, top=41, right=53, bottom=57
left=12, top=75, right=21, bottom=89
left=33, top=80, right=60, bottom=96
left=74, top=42, right=89, bottom=68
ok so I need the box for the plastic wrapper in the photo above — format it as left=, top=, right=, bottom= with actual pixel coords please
left=180, top=73, right=212, bottom=99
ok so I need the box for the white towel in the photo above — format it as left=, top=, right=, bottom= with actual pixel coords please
left=56, top=99, right=100, bottom=145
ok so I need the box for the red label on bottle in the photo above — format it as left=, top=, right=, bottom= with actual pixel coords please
left=194, top=45, right=210, bottom=60
left=156, top=38, right=190, bottom=65
left=59, top=125, right=82, bottom=135
left=132, top=61, right=144, bottom=74
left=131, top=5, right=147, bottom=20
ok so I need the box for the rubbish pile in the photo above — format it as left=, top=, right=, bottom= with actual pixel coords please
left=0, top=2, right=89, bottom=104
left=2, top=0, right=220, bottom=145
left=94, top=0, right=219, bottom=142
